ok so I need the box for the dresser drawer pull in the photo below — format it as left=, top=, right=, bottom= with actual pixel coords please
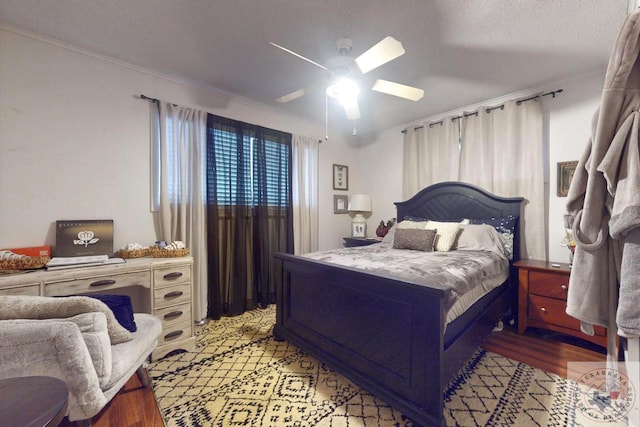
left=164, top=290, right=184, bottom=299
left=164, top=330, right=183, bottom=340
left=163, top=310, right=183, bottom=320
left=90, top=279, right=116, bottom=287
left=540, top=307, right=547, bottom=312
left=163, top=272, right=183, bottom=280
left=561, top=285, right=568, bottom=290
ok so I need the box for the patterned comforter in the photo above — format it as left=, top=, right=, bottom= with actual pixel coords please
left=303, top=242, right=508, bottom=314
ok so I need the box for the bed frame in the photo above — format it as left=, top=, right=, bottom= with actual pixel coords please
left=274, top=182, right=523, bottom=426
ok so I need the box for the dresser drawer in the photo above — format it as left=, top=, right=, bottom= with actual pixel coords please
left=154, top=302, right=192, bottom=326
left=154, top=265, right=191, bottom=288
left=0, top=283, right=40, bottom=296
left=154, top=282, right=191, bottom=308
left=45, top=270, right=151, bottom=296
left=528, top=270, right=570, bottom=300
left=158, top=320, right=192, bottom=347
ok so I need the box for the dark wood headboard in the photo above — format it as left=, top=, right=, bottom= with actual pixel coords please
left=394, top=181, right=524, bottom=262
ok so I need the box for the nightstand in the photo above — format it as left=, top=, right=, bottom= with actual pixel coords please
left=515, top=259, right=607, bottom=348
left=343, top=237, right=381, bottom=247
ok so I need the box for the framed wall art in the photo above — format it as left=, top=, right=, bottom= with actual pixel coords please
left=333, top=164, right=349, bottom=190
left=333, top=195, right=348, bottom=214
left=557, top=161, right=578, bottom=197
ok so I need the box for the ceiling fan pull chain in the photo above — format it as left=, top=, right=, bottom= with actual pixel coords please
left=325, top=92, right=329, bottom=141
left=353, top=119, right=357, bottom=136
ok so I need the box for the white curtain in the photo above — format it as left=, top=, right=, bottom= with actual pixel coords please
left=402, top=117, right=459, bottom=199
left=291, top=135, right=319, bottom=254
left=460, top=99, right=545, bottom=260
left=152, top=101, right=208, bottom=321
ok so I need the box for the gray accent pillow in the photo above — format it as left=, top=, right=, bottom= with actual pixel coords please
left=392, top=228, right=437, bottom=252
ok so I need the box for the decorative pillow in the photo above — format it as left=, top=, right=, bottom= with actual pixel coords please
left=88, top=294, right=137, bottom=332
left=469, top=215, right=518, bottom=260
left=392, top=228, right=437, bottom=252
left=381, top=223, right=398, bottom=244
left=425, top=220, right=461, bottom=252
left=455, top=224, right=508, bottom=258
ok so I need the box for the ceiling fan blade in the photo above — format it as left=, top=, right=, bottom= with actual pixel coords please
left=275, top=88, right=307, bottom=103
left=269, top=42, right=329, bottom=71
left=341, top=98, right=361, bottom=120
left=372, top=79, right=424, bottom=101
left=355, top=36, right=405, bottom=74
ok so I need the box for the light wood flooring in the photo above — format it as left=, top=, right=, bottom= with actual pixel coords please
left=59, top=325, right=606, bottom=427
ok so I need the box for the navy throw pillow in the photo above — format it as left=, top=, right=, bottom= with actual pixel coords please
left=88, top=294, right=137, bottom=332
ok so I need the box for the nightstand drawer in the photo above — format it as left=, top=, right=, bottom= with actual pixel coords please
left=528, top=295, right=606, bottom=337
left=529, top=270, right=570, bottom=300
left=528, top=294, right=578, bottom=328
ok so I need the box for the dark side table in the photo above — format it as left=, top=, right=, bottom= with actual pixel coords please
left=343, top=237, right=381, bottom=247
left=0, top=376, right=68, bottom=427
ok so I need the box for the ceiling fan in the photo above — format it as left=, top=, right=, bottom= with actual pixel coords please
left=270, top=36, right=424, bottom=121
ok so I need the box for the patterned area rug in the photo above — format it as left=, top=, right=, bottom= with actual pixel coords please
left=148, top=305, right=616, bottom=427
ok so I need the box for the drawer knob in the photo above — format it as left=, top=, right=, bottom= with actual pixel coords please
left=561, top=285, right=568, bottom=290
left=90, top=279, right=116, bottom=287
left=164, top=290, right=184, bottom=299
left=163, top=310, right=183, bottom=320
left=164, top=330, right=183, bottom=340
left=163, top=272, right=183, bottom=280
left=540, top=307, right=547, bottom=312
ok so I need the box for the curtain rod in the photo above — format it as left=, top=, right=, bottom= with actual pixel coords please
left=138, top=94, right=323, bottom=144
left=401, top=88, right=563, bottom=133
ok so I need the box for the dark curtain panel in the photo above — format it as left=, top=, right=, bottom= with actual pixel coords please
left=206, top=114, right=293, bottom=319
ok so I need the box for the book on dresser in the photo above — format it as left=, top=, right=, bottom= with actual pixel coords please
left=46, top=255, right=125, bottom=270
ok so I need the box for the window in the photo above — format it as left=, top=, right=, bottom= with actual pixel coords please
left=207, top=118, right=290, bottom=207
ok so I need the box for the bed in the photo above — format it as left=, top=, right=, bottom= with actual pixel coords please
left=274, top=181, right=523, bottom=427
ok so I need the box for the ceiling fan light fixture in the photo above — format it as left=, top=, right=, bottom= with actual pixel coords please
left=326, top=78, right=360, bottom=104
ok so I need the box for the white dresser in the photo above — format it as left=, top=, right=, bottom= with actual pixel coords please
left=0, top=256, right=195, bottom=361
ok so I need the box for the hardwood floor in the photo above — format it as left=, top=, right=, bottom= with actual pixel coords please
left=484, top=325, right=606, bottom=378
left=58, top=326, right=605, bottom=426
left=59, top=371, right=164, bottom=427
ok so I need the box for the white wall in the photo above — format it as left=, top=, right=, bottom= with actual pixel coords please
left=0, top=27, right=354, bottom=253
left=356, top=71, right=606, bottom=264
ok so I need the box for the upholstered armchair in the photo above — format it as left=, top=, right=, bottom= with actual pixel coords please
left=0, top=296, right=162, bottom=426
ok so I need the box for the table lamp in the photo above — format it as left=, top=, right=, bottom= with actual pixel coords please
left=348, top=194, right=372, bottom=237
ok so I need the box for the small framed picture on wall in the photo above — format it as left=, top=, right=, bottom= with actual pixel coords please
left=557, top=160, right=578, bottom=197
left=333, top=195, right=348, bottom=214
left=333, top=164, right=348, bottom=190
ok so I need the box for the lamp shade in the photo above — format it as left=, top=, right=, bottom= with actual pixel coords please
left=348, top=194, right=371, bottom=213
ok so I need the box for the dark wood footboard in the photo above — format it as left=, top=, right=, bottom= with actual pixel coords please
left=275, top=252, right=451, bottom=426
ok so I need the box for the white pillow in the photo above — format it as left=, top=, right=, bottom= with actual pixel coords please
left=425, top=220, right=461, bottom=252
left=397, top=220, right=428, bottom=230
left=456, top=224, right=507, bottom=258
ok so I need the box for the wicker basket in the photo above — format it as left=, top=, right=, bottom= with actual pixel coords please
left=149, top=247, right=190, bottom=258
left=0, top=256, right=50, bottom=271
left=116, top=248, right=150, bottom=259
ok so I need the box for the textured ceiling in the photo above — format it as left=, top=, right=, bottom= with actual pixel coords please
left=0, top=0, right=630, bottom=138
